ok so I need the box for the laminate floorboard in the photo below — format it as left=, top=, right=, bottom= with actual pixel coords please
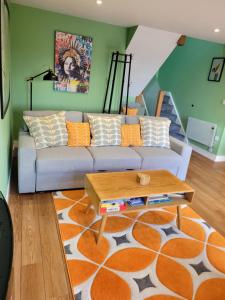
left=7, top=151, right=225, bottom=299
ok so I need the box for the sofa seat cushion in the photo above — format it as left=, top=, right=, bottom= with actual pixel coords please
left=87, top=146, right=141, bottom=171
left=36, top=146, right=93, bottom=174
left=133, top=147, right=182, bottom=175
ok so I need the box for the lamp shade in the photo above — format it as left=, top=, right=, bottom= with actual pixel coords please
left=43, top=69, right=58, bottom=81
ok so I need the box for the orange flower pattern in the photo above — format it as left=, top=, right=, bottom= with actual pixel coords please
left=53, top=190, right=225, bottom=300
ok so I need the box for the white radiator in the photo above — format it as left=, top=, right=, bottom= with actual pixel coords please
left=186, top=117, right=217, bottom=151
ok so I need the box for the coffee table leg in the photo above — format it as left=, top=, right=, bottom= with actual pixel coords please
left=85, top=203, right=92, bottom=214
left=97, top=215, right=107, bottom=245
left=176, top=205, right=181, bottom=230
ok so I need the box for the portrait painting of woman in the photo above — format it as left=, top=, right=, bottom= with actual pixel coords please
left=54, top=31, right=93, bottom=93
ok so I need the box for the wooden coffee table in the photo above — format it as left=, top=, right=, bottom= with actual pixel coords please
left=85, top=170, right=194, bottom=244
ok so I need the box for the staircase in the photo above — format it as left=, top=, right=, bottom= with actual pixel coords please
left=160, top=93, right=186, bottom=141
left=126, top=26, right=180, bottom=97
left=124, top=25, right=187, bottom=141
left=137, top=89, right=187, bottom=141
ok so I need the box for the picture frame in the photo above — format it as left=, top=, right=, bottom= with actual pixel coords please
left=54, top=31, right=93, bottom=94
left=0, top=0, right=10, bottom=119
left=208, top=57, right=225, bottom=82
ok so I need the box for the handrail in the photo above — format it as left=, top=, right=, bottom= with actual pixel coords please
left=155, top=90, right=165, bottom=117
left=135, top=93, right=149, bottom=115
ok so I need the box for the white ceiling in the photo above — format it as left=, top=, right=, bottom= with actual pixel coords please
left=12, top=0, right=225, bottom=44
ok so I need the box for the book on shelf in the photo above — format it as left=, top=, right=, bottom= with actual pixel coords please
left=127, top=197, right=145, bottom=207
left=100, top=199, right=126, bottom=213
left=166, top=193, right=185, bottom=198
left=148, top=193, right=185, bottom=200
left=147, top=197, right=173, bottom=205
left=101, top=199, right=125, bottom=205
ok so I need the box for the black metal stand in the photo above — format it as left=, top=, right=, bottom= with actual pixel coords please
left=103, top=51, right=132, bottom=114
left=27, top=69, right=58, bottom=111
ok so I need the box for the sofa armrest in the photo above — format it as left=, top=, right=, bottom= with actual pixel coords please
left=18, top=130, right=37, bottom=193
left=170, top=136, right=192, bottom=180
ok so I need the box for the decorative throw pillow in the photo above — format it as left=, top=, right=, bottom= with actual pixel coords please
left=66, top=122, right=90, bottom=147
left=121, top=124, right=143, bottom=147
left=88, top=115, right=122, bottom=146
left=122, top=107, right=138, bottom=116
left=23, top=111, right=68, bottom=149
left=139, top=117, right=171, bottom=148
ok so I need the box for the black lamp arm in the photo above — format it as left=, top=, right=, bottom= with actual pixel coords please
left=27, top=69, right=52, bottom=81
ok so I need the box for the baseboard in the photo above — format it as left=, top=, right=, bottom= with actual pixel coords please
left=190, top=143, right=225, bottom=162
left=214, top=155, right=225, bottom=162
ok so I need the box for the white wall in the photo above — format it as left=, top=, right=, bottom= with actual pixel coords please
left=126, top=26, right=180, bottom=97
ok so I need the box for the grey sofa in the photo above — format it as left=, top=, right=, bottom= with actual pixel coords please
left=18, top=111, right=192, bottom=193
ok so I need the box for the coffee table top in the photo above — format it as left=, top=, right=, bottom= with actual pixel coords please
left=85, top=170, right=194, bottom=201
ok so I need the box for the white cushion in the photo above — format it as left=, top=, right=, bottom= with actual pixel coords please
left=139, top=117, right=171, bottom=148
left=88, top=115, right=122, bottom=146
left=23, top=111, right=68, bottom=149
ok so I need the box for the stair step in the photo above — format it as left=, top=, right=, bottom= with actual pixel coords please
left=163, top=95, right=170, bottom=104
left=170, top=122, right=181, bottom=132
left=160, top=112, right=177, bottom=122
left=170, top=132, right=186, bottom=142
left=161, top=103, right=173, bottom=113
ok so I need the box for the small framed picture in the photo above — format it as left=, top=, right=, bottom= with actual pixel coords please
left=208, top=57, right=225, bottom=82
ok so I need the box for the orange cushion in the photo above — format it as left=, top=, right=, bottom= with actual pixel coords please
left=66, top=122, right=90, bottom=147
left=121, top=124, right=143, bottom=147
left=122, top=107, right=138, bottom=116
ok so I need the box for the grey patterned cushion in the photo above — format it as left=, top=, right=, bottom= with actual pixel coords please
left=88, top=115, right=122, bottom=146
left=139, top=117, right=171, bottom=148
left=23, top=111, right=68, bottom=149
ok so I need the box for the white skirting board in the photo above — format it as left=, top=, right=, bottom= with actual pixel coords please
left=190, top=143, right=225, bottom=162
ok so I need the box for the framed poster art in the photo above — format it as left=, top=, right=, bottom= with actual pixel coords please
left=208, top=57, right=225, bottom=82
left=0, top=0, right=10, bottom=119
left=54, top=31, right=93, bottom=94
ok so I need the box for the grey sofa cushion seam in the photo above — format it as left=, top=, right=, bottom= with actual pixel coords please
left=86, top=146, right=96, bottom=165
left=132, top=147, right=143, bottom=164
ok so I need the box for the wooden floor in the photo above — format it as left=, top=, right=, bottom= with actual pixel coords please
left=7, top=151, right=225, bottom=299
left=7, top=162, right=73, bottom=300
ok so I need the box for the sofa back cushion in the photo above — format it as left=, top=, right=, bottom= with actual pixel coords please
left=83, top=112, right=125, bottom=124
left=23, top=110, right=83, bottom=122
left=23, top=111, right=68, bottom=149
left=125, top=115, right=140, bottom=124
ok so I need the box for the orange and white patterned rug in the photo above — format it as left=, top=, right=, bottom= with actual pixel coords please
left=53, top=190, right=225, bottom=300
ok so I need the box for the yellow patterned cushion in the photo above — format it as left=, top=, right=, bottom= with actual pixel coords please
left=66, top=122, right=90, bottom=147
left=121, top=124, right=143, bottom=147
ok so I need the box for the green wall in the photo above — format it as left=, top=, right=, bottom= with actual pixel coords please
left=143, top=74, right=160, bottom=116
left=10, top=4, right=127, bottom=136
left=157, top=37, right=225, bottom=155
left=0, top=3, right=13, bottom=197
left=126, top=26, right=137, bottom=48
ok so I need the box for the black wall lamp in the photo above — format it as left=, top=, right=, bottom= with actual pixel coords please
left=27, top=69, right=58, bottom=110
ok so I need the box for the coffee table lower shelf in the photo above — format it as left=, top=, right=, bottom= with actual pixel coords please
left=85, top=198, right=189, bottom=244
